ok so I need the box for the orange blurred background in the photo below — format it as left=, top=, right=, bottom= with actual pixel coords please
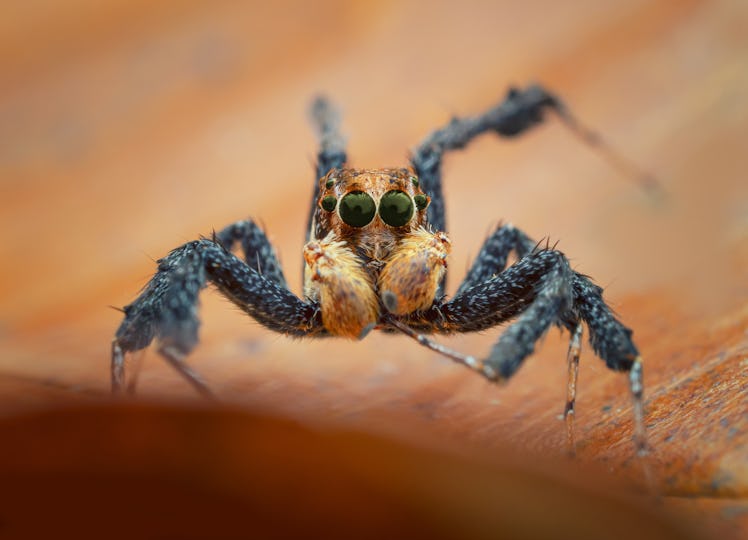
left=0, top=0, right=746, bottom=537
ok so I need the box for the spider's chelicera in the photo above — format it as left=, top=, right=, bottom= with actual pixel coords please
left=112, top=84, right=648, bottom=456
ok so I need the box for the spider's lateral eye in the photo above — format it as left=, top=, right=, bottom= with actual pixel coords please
left=325, top=177, right=335, bottom=188
left=410, top=176, right=419, bottom=187
left=321, top=195, right=337, bottom=212
left=339, top=191, right=376, bottom=227
left=414, top=194, right=429, bottom=210
left=379, top=190, right=414, bottom=227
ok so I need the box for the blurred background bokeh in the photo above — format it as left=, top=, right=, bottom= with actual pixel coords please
left=0, top=0, right=746, bottom=537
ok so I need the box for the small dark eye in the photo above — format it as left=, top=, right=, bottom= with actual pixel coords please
left=414, top=194, right=429, bottom=210
left=321, top=195, right=337, bottom=212
left=379, top=190, right=414, bottom=227
left=339, top=191, right=376, bottom=227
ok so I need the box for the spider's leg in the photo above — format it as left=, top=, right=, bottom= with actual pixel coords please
left=306, top=96, right=347, bottom=242
left=160, top=344, right=215, bottom=399
left=564, top=322, right=583, bottom=455
left=112, top=239, right=322, bottom=395
left=410, top=85, right=567, bottom=236
left=456, top=223, right=582, bottom=453
left=410, top=86, right=660, bottom=235
left=472, top=253, right=578, bottom=382
left=408, top=247, right=646, bottom=455
left=402, top=248, right=571, bottom=363
left=215, top=219, right=287, bottom=289
left=572, top=275, right=647, bottom=456
left=455, top=223, right=536, bottom=297
left=410, top=85, right=564, bottom=294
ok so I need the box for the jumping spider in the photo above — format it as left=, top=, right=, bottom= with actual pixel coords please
left=112, top=84, right=648, bottom=455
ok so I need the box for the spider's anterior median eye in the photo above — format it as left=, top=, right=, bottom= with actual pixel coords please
left=379, top=190, right=414, bottom=227
left=339, top=191, right=376, bottom=227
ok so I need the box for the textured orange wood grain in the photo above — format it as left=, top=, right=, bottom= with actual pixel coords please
left=0, top=0, right=746, bottom=537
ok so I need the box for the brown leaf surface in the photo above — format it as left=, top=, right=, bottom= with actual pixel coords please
left=1, top=0, right=746, bottom=537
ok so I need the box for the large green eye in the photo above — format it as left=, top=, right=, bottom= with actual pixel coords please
left=379, top=190, right=414, bottom=227
left=339, top=191, right=376, bottom=227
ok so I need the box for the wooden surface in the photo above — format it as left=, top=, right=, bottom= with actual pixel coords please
left=1, top=0, right=746, bottom=537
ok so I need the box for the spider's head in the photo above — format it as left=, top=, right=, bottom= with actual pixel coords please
left=313, top=168, right=430, bottom=247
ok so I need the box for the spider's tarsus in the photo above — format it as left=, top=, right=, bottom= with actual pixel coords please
left=629, top=357, right=649, bottom=456
left=160, top=345, right=217, bottom=400
left=564, top=323, right=583, bottom=456
left=111, top=340, right=125, bottom=394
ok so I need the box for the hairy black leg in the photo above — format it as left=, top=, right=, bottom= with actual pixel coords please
left=396, top=248, right=572, bottom=370
left=479, top=255, right=575, bottom=380
left=307, top=96, right=347, bottom=241
left=112, top=239, right=323, bottom=394
left=456, top=226, right=589, bottom=454
left=215, top=219, right=287, bottom=289
left=572, top=276, right=648, bottom=456
left=397, top=247, right=647, bottom=457
left=436, top=248, right=566, bottom=333
left=411, top=85, right=568, bottom=237
left=411, top=85, right=568, bottom=295
left=455, top=223, right=536, bottom=297
left=112, top=242, right=206, bottom=393
left=411, top=85, right=660, bottom=243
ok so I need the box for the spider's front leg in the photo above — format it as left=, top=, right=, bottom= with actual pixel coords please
left=112, top=221, right=323, bottom=396
left=410, top=85, right=660, bottom=290
left=411, top=85, right=577, bottom=236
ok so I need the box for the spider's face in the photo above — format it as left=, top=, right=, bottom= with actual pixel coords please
left=304, top=167, right=443, bottom=337
left=312, top=168, right=431, bottom=255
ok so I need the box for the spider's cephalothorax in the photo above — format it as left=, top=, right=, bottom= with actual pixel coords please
left=112, top=84, right=650, bottom=457
left=304, top=167, right=449, bottom=338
